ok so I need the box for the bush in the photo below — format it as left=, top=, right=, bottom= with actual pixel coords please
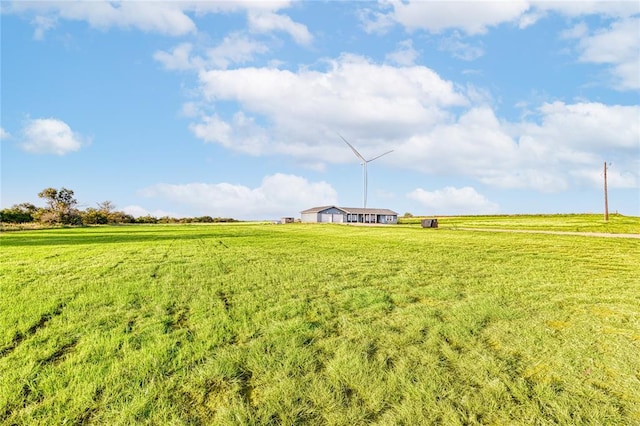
left=107, top=211, right=135, bottom=224
left=136, top=215, right=158, bottom=224
left=82, top=208, right=108, bottom=225
left=0, top=208, right=33, bottom=223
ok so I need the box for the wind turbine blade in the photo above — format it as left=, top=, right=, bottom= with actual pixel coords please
left=338, top=134, right=366, bottom=162
left=367, top=150, right=394, bottom=163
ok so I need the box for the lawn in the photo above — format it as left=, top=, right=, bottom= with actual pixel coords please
left=398, top=213, right=640, bottom=234
left=1, top=220, right=639, bottom=424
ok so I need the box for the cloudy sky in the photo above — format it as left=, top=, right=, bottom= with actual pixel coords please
left=1, top=1, right=638, bottom=219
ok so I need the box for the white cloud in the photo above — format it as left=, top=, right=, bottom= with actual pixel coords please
left=358, top=6, right=396, bottom=34
left=185, top=51, right=638, bottom=192
left=478, top=168, right=570, bottom=192
left=386, top=39, right=419, bottom=66
left=570, top=165, right=639, bottom=189
left=32, top=15, right=57, bottom=40
left=7, top=1, right=306, bottom=40
left=193, top=54, right=467, bottom=161
left=155, top=34, right=270, bottom=72
left=438, top=33, right=485, bottom=61
left=360, top=1, right=639, bottom=91
left=206, top=33, right=270, bottom=69
left=396, top=106, right=517, bottom=174
left=189, top=112, right=270, bottom=156
left=248, top=11, right=312, bottom=45
left=154, top=43, right=199, bottom=71
left=525, top=101, right=639, bottom=151
left=180, top=102, right=201, bottom=118
left=532, top=1, right=640, bottom=19
left=384, top=0, right=531, bottom=35
left=11, top=1, right=197, bottom=37
left=493, top=101, right=640, bottom=190
left=574, top=17, right=640, bottom=90
left=367, top=1, right=638, bottom=35
left=560, top=22, right=589, bottom=40
left=389, top=101, right=638, bottom=192
left=121, top=205, right=179, bottom=218
left=139, top=173, right=338, bottom=219
left=0, top=128, right=10, bottom=140
left=20, top=118, right=89, bottom=155
left=408, top=186, right=500, bottom=215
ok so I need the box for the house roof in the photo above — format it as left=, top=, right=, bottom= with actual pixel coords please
left=300, top=205, right=335, bottom=214
left=301, top=206, right=398, bottom=215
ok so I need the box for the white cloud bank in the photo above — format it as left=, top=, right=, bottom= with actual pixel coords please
left=176, top=53, right=638, bottom=192
left=364, top=1, right=639, bottom=35
left=6, top=1, right=310, bottom=44
left=139, top=173, right=338, bottom=220
left=189, top=54, right=467, bottom=160
left=362, top=1, right=639, bottom=89
left=381, top=1, right=532, bottom=35
left=20, top=118, right=89, bottom=155
left=408, top=186, right=499, bottom=215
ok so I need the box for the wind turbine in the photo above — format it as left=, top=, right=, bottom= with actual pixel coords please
left=339, top=134, right=393, bottom=209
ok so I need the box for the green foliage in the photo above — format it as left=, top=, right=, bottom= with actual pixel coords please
left=135, top=215, right=158, bottom=224
left=81, top=208, right=109, bottom=225
left=37, top=187, right=77, bottom=212
left=106, top=211, right=135, bottom=224
left=1, top=224, right=638, bottom=424
left=0, top=203, right=37, bottom=223
left=36, top=187, right=80, bottom=225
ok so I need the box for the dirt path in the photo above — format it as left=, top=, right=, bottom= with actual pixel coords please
left=455, top=228, right=640, bottom=239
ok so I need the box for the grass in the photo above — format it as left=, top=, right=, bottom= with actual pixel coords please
left=1, top=220, right=639, bottom=424
left=399, top=213, right=640, bottom=234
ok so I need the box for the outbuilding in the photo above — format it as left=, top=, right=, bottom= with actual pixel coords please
left=300, top=206, right=398, bottom=224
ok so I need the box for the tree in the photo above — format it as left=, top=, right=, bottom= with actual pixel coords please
left=38, top=187, right=78, bottom=212
left=97, top=200, right=115, bottom=214
left=37, top=187, right=80, bottom=225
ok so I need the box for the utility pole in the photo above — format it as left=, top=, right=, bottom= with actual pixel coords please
left=603, top=161, right=609, bottom=222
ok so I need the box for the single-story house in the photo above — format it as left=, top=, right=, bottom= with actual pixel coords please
left=301, top=206, right=398, bottom=224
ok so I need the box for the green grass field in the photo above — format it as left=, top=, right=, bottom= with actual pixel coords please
left=1, top=216, right=639, bottom=424
left=399, top=213, right=640, bottom=234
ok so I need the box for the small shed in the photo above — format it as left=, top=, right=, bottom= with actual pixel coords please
left=421, top=218, right=438, bottom=228
left=281, top=217, right=294, bottom=224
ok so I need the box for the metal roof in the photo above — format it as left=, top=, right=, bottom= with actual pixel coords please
left=300, top=205, right=336, bottom=214
left=301, top=206, right=398, bottom=215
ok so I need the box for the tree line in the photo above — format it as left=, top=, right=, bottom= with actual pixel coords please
left=0, top=187, right=237, bottom=225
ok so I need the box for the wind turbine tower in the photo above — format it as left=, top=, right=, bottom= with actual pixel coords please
left=339, top=134, right=393, bottom=209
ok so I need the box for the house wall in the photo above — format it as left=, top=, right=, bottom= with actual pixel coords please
left=301, top=213, right=318, bottom=223
left=302, top=207, right=347, bottom=223
left=319, top=207, right=346, bottom=223
left=378, top=215, right=397, bottom=224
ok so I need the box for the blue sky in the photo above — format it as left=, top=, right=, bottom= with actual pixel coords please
left=1, top=1, right=639, bottom=220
